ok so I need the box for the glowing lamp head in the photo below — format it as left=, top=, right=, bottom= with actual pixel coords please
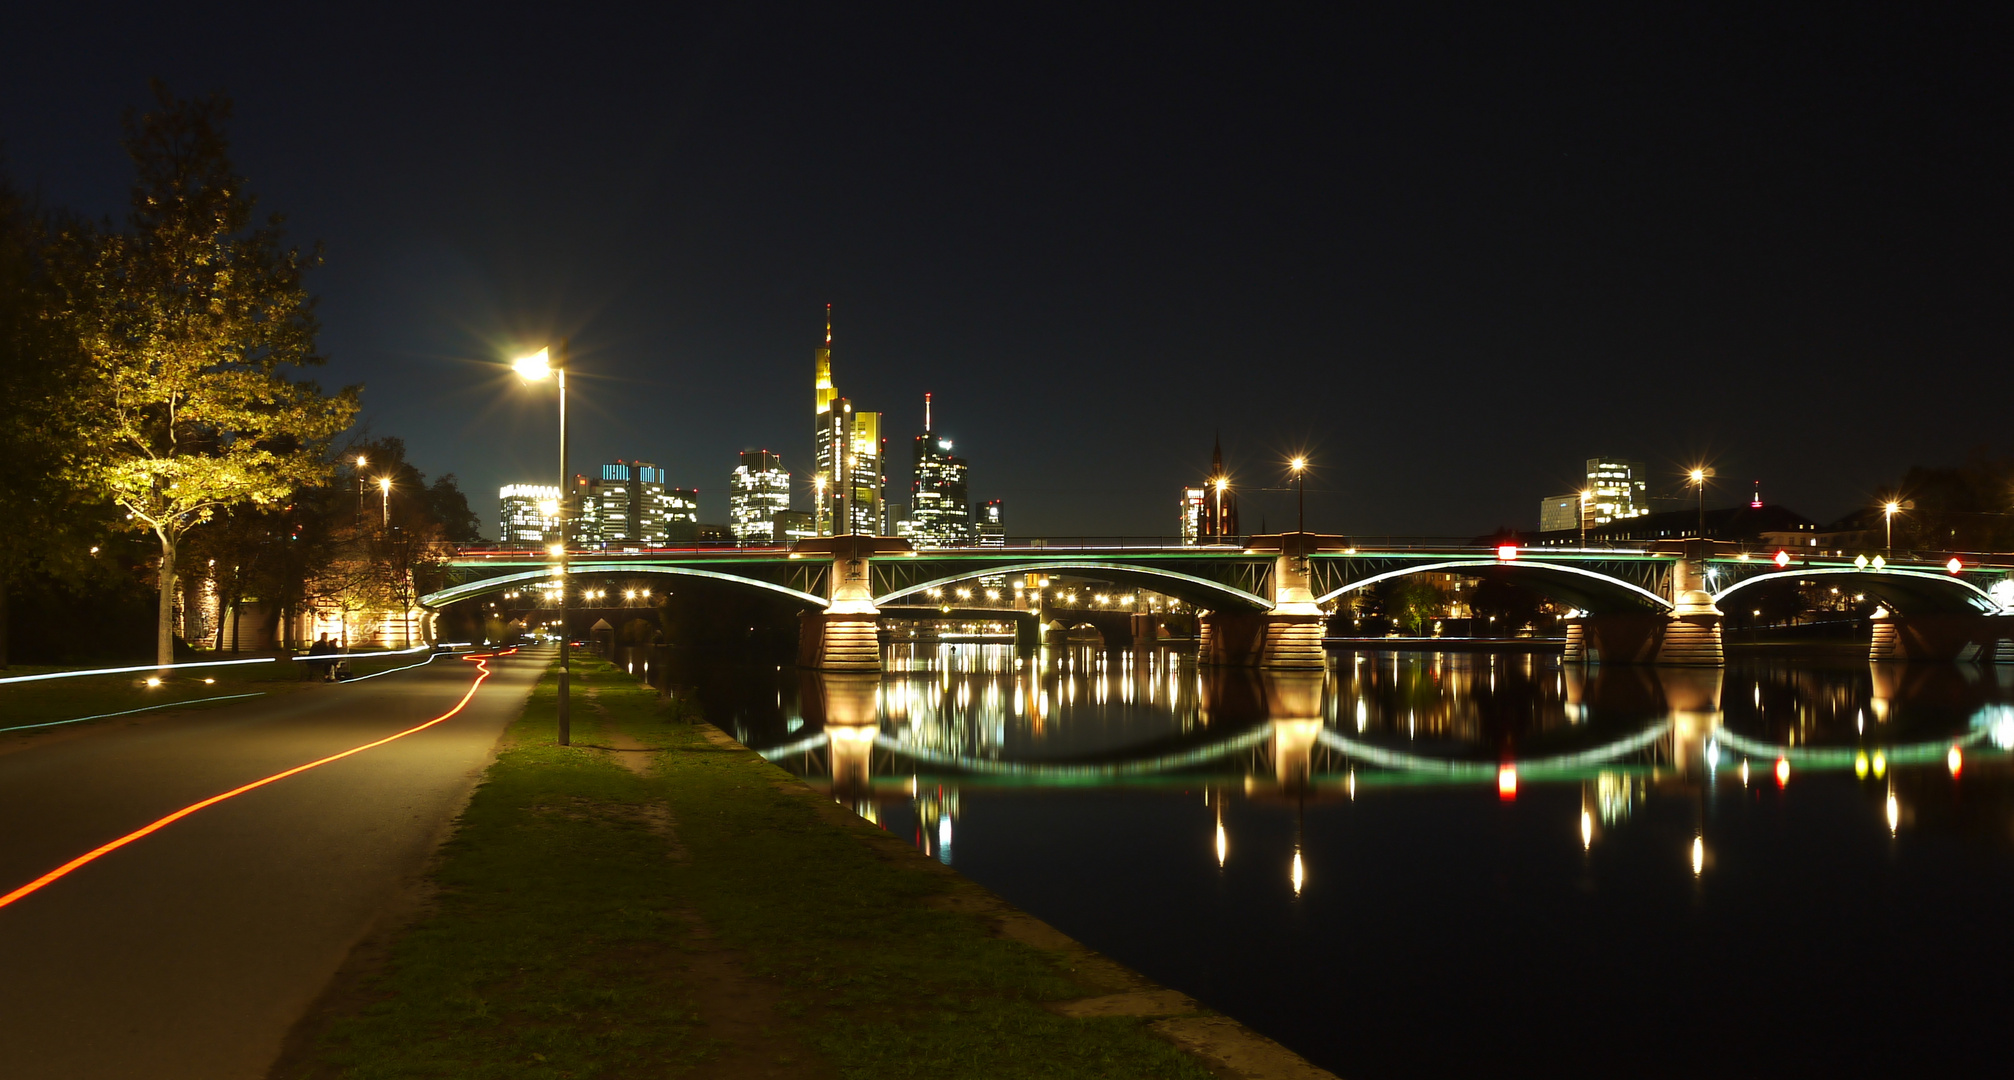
left=356, top=455, right=367, bottom=467
left=1884, top=500, right=1900, bottom=516
left=547, top=543, right=564, bottom=557
left=511, top=348, right=553, bottom=381
left=1214, top=477, right=1228, bottom=492
left=538, top=499, right=559, bottom=517
left=1290, top=456, right=1307, bottom=473
left=1774, top=550, right=1790, bottom=568
left=377, top=477, right=392, bottom=494
left=1690, top=469, right=1704, bottom=483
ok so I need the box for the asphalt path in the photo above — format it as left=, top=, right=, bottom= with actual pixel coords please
left=0, top=647, right=545, bottom=1079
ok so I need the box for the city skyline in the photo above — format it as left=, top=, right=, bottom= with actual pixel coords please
left=9, top=10, right=2007, bottom=540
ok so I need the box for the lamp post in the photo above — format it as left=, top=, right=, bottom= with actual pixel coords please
left=377, top=476, right=392, bottom=529
left=1578, top=489, right=1591, bottom=548
left=514, top=344, right=571, bottom=746
left=1290, top=457, right=1308, bottom=535
left=1689, top=467, right=1715, bottom=534
left=1213, top=475, right=1228, bottom=543
left=354, top=455, right=368, bottom=525
left=815, top=474, right=827, bottom=537
left=1882, top=500, right=1912, bottom=558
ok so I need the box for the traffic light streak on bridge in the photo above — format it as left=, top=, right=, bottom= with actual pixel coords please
left=425, top=534, right=2014, bottom=669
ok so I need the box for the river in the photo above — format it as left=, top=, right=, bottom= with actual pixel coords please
left=615, top=642, right=2014, bottom=1077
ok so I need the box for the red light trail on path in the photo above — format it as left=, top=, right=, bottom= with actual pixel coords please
left=0, top=652, right=505, bottom=913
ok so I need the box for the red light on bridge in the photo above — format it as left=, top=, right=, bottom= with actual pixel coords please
left=1773, top=550, right=1790, bottom=568
left=1774, top=757, right=1790, bottom=787
left=1496, top=545, right=1518, bottom=561
left=1497, top=765, right=1518, bottom=799
left=1946, top=557, right=1963, bottom=574
left=1948, top=746, right=1963, bottom=778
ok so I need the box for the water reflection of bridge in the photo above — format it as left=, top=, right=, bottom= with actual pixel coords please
left=751, top=647, right=2013, bottom=872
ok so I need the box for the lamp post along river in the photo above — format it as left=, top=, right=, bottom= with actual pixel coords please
left=515, top=344, right=571, bottom=745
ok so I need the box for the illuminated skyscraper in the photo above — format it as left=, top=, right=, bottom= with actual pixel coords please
left=810, top=308, right=885, bottom=535
left=903, top=393, right=972, bottom=547
left=580, top=461, right=681, bottom=545
left=730, top=450, right=792, bottom=545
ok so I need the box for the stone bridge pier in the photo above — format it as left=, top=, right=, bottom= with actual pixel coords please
left=796, top=536, right=904, bottom=671
left=1199, top=534, right=1325, bottom=669
left=1564, top=542, right=1725, bottom=667
left=1869, top=609, right=2014, bottom=662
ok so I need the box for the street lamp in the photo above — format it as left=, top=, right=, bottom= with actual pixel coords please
left=1578, top=489, right=1591, bottom=548
left=814, top=474, right=827, bottom=537
left=1688, top=467, right=1715, bottom=534
left=1290, top=457, right=1308, bottom=535
left=1212, top=475, right=1229, bottom=543
left=377, top=476, right=392, bottom=528
left=1882, top=499, right=1912, bottom=558
left=514, top=344, right=571, bottom=746
left=354, top=455, right=369, bottom=525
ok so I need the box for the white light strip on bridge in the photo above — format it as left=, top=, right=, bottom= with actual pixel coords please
left=0, top=656, right=277, bottom=685
left=1316, top=722, right=1671, bottom=775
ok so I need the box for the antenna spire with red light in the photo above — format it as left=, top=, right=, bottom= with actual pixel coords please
left=824, top=303, right=832, bottom=346
left=924, top=391, right=932, bottom=433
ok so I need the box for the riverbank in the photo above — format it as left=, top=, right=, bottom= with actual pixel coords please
left=279, top=654, right=1332, bottom=1079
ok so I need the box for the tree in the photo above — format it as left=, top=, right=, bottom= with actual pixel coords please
left=1378, top=576, right=1448, bottom=636
left=0, top=167, right=114, bottom=666
left=58, top=85, right=358, bottom=665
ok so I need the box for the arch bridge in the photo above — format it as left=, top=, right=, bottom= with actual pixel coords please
left=422, top=534, right=2014, bottom=671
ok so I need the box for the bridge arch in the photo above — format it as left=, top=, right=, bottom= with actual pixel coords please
left=874, top=560, right=1272, bottom=611
left=420, top=565, right=830, bottom=611
left=1313, top=559, right=1672, bottom=615
left=1710, top=566, right=2002, bottom=616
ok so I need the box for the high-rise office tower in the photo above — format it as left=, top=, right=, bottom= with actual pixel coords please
left=810, top=309, right=885, bottom=535
left=730, top=450, right=792, bottom=545
left=1180, top=486, right=1205, bottom=544
left=1584, top=457, right=1649, bottom=526
left=904, top=394, right=972, bottom=548
left=498, top=484, right=562, bottom=543
left=974, top=499, right=1005, bottom=546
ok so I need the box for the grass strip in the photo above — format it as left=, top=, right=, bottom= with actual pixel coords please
left=299, top=655, right=1213, bottom=1079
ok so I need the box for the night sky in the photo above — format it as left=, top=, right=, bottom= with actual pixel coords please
left=5, top=4, right=2010, bottom=538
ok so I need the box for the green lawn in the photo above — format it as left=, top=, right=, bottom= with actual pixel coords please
left=294, top=655, right=1214, bottom=1079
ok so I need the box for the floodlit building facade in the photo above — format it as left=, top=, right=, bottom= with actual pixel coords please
left=1539, top=493, right=1582, bottom=533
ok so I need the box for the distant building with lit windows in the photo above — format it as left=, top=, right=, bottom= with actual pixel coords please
left=974, top=499, right=1005, bottom=546
left=579, top=461, right=685, bottom=545
left=1584, top=457, right=1649, bottom=526
left=1539, top=493, right=1582, bottom=533
left=1180, top=486, right=1205, bottom=545
left=901, top=394, right=972, bottom=547
left=729, top=450, right=792, bottom=545
left=499, top=484, right=561, bottom=544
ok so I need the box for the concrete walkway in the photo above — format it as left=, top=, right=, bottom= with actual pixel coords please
left=0, top=649, right=542, bottom=1080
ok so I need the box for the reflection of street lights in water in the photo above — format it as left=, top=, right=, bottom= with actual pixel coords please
left=1691, top=834, right=1704, bottom=876
left=1290, top=847, right=1304, bottom=895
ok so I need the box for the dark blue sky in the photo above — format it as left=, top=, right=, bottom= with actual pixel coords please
left=5, top=3, right=2010, bottom=537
